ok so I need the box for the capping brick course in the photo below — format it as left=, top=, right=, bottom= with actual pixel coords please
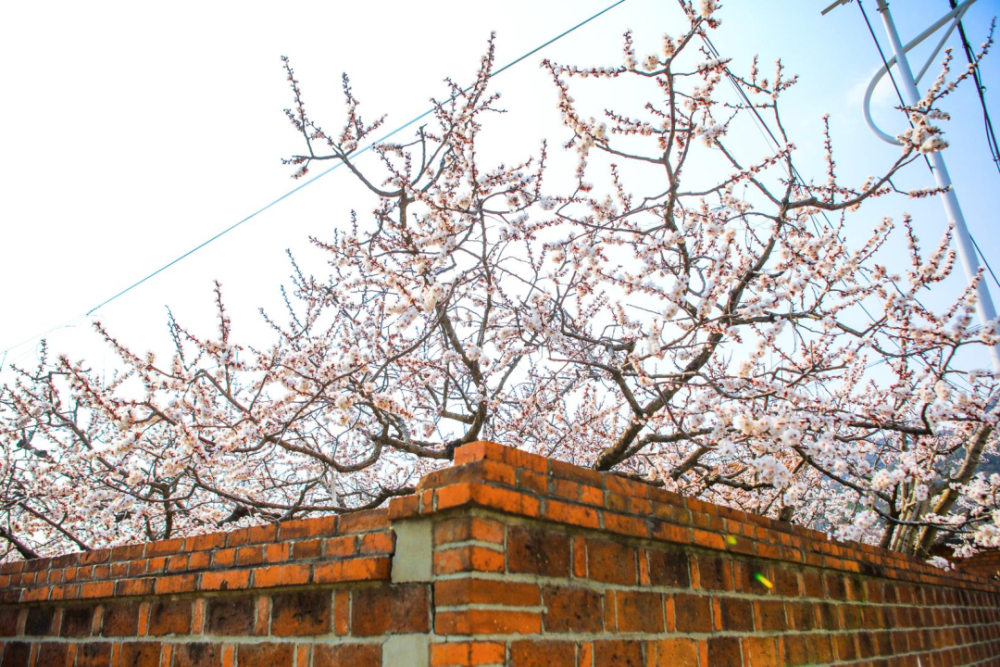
left=1, top=441, right=999, bottom=667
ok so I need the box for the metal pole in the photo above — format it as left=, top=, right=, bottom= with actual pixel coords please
left=876, top=0, right=1000, bottom=373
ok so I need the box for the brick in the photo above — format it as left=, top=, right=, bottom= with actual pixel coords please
left=549, top=458, right=604, bottom=487
left=471, top=485, right=542, bottom=517
left=693, top=528, right=727, bottom=551
left=249, top=523, right=280, bottom=546
left=359, top=531, right=396, bottom=555
left=24, top=606, right=55, bottom=635
left=787, top=601, right=814, bottom=631
left=652, top=639, right=699, bottom=667
left=145, top=538, right=185, bottom=557
left=388, top=494, right=420, bottom=520
left=314, top=557, right=391, bottom=583
left=236, top=644, right=293, bottom=667
left=436, top=579, right=541, bottom=607
left=148, top=599, right=192, bottom=636
left=430, top=642, right=504, bottom=667
left=647, top=549, right=690, bottom=588
left=34, top=643, right=69, bottom=667
left=604, top=512, right=650, bottom=538
left=263, top=543, right=290, bottom=564
left=188, top=552, right=212, bottom=571
left=423, top=460, right=518, bottom=491
left=718, top=597, right=754, bottom=632
left=825, top=573, right=847, bottom=600
left=80, top=549, right=112, bottom=566
left=116, top=578, right=154, bottom=597
left=604, top=591, right=617, bottom=632
left=186, top=532, right=227, bottom=552
left=816, top=602, right=840, bottom=630
left=542, top=586, right=604, bottom=633
left=254, top=597, right=270, bottom=637
left=807, top=634, right=834, bottom=664
left=338, top=509, right=390, bottom=533
left=77, top=643, right=112, bottom=667
left=80, top=581, right=115, bottom=599
left=334, top=591, right=349, bottom=636
left=201, top=569, right=251, bottom=592
left=0, top=609, right=16, bottom=638
left=60, top=606, right=94, bottom=637
left=324, top=536, right=357, bottom=558
left=772, top=567, right=800, bottom=596
left=840, top=602, right=863, bottom=630
left=508, top=525, right=570, bottom=577
left=211, top=549, right=237, bottom=568
left=592, top=640, right=644, bottom=667
left=236, top=546, right=264, bottom=567
left=586, top=539, right=636, bottom=585
left=605, top=474, right=650, bottom=499
left=102, top=602, right=141, bottom=636
left=110, top=544, right=145, bottom=561
left=573, top=537, right=587, bottom=578
left=270, top=590, right=331, bottom=636
left=510, top=641, right=575, bottom=667
left=782, top=635, right=811, bottom=667
left=435, top=484, right=474, bottom=511
left=166, top=555, right=190, bottom=573
left=278, top=515, right=338, bottom=540
left=351, top=584, right=430, bottom=636
left=120, top=642, right=161, bottom=667
left=434, top=546, right=505, bottom=574
left=436, top=609, right=541, bottom=635
left=743, top=637, right=780, bottom=667
left=707, top=637, right=742, bottom=667
left=834, top=634, right=858, bottom=661
left=616, top=591, right=664, bottom=633
left=756, top=600, right=787, bottom=632
left=673, top=594, right=712, bottom=633
left=205, top=597, right=255, bottom=635
left=313, top=644, right=381, bottom=667
left=545, top=500, right=600, bottom=529
left=2, top=643, right=30, bottom=667
left=173, top=644, right=221, bottom=667
left=291, top=539, right=323, bottom=560
left=153, top=575, right=196, bottom=595
left=519, top=469, right=548, bottom=495
left=251, top=563, right=310, bottom=588
left=453, top=441, right=547, bottom=473
left=434, top=516, right=505, bottom=546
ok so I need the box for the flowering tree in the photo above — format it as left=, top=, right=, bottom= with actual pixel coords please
left=2, top=1, right=998, bottom=563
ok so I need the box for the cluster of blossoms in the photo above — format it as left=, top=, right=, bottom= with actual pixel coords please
left=0, top=3, right=997, bottom=566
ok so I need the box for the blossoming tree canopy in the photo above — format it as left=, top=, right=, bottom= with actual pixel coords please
left=2, top=0, right=998, bottom=563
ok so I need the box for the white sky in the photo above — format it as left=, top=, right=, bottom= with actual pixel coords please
left=1, top=0, right=998, bottom=376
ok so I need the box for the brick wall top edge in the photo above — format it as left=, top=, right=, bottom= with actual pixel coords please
left=422, top=441, right=1000, bottom=592
left=0, top=505, right=390, bottom=577
left=3, top=439, right=998, bottom=597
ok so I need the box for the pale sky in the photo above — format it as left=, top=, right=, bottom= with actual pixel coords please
left=1, top=0, right=998, bottom=375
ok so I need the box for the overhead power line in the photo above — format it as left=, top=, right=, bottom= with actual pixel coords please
left=0, top=0, right=629, bottom=369
left=948, top=0, right=1000, bottom=177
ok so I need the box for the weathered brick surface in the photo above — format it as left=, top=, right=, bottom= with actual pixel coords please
left=2, top=441, right=999, bottom=667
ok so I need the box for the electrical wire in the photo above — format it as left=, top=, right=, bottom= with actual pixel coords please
left=0, top=0, right=629, bottom=367
left=949, top=0, right=1000, bottom=177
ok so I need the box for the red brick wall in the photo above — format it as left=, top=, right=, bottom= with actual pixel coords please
left=2, top=441, right=999, bottom=667
left=954, top=550, right=1000, bottom=582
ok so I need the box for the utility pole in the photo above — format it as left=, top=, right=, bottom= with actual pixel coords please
left=824, top=0, right=1000, bottom=374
